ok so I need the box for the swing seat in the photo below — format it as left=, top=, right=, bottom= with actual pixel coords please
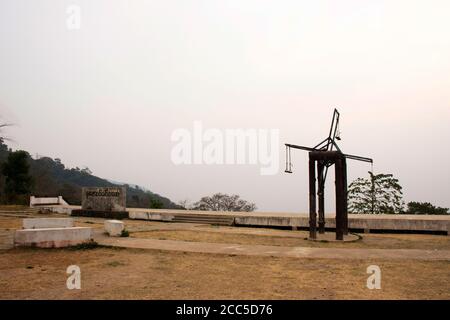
left=284, top=169, right=292, bottom=174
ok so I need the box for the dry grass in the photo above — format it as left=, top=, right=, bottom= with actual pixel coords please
left=0, top=247, right=448, bottom=300
left=131, top=229, right=450, bottom=250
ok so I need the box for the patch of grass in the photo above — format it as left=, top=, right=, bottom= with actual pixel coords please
left=120, top=229, right=130, bottom=237
left=68, top=241, right=99, bottom=250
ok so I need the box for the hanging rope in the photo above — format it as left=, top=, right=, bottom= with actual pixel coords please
left=285, top=145, right=288, bottom=172
left=285, top=145, right=292, bottom=173
left=289, top=146, right=292, bottom=172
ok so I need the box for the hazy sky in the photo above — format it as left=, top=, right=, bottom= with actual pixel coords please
left=1, top=0, right=449, bottom=213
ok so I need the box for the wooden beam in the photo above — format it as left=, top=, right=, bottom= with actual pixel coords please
left=309, top=156, right=317, bottom=239
left=335, top=157, right=345, bottom=240
left=317, top=161, right=325, bottom=234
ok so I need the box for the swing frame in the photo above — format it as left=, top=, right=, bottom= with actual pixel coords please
left=285, top=109, right=372, bottom=240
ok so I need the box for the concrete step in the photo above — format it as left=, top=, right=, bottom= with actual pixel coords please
left=172, top=219, right=233, bottom=226
left=0, top=207, right=40, bottom=214
left=0, top=209, right=44, bottom=219
left=173, top=217, right=233, bottom=222
left=0, top=210, right=39, bottom=214
left=174, top=215, right=233, bottom=221
left=172, top=214, right=234, bottom=226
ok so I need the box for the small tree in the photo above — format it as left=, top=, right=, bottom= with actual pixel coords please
left=131, top=195, right=140, bottom=207
left=193, top=193, right=256, bottom=212
left=407, top=202, right=449, bottom=215
left=2, top=150, right=33, bottom=204
left=348, top=171, right=404, bottom=214
left=149, top=196, right=164, bottom=209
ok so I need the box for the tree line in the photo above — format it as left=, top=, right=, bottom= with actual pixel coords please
left=0, top=138, right=181, bottom=209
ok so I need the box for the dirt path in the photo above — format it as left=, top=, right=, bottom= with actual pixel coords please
left=96, top=234, right=450, bottom=260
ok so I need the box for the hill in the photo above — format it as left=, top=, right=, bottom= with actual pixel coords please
left=0, top=139, right=182, bottom=209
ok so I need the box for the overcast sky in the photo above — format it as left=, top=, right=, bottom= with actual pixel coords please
left=1, top=0, right=449, bottom=213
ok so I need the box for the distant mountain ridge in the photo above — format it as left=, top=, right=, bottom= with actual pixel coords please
left=0, top=140, right=182, bottom=209
left=106, top=179, right=151, bottom=192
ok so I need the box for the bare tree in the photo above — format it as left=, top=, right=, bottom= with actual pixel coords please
left=178, top=199, right=194, bottom=210
left=0, top=122, right=13, bottom=141
left=193, top=193, right=256, bottom=212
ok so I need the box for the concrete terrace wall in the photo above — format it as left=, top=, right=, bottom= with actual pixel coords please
left=36, top=205, right=450, bottom=235
left=128, top=209, right=450, bottom=234
left=235, top=214, right=450, bottom=234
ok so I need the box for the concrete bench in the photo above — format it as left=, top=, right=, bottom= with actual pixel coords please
left=14, top=227, right=93, bottom=248
left=30, top=196, right=69, bottom=207
left=23, top=218, right=74, bottom=229
left=104, top=220, right=124, bottom=236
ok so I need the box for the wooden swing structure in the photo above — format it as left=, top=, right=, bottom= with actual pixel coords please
left=285, top=109, right=373, bottom=240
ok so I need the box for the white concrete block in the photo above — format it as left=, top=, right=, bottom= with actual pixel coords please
left=23, top=218, right=74, bottom=229
left=51, top=207, right=73, bottom=215
left=14, top=227, right=92, bottom=248
left=104, top=220, right=124, bottom=236
left=58, top=196, right=69, bottom=206
left=129, top=211, right=174, bottom=221
left=128, top=211, right=147, bottom=220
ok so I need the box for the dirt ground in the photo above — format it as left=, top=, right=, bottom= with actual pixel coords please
left=0, top=247, right=449, bottom=299
left=0, top=212, right=449, bottom=299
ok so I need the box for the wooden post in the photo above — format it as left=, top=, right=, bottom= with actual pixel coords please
left=317, top=161, right=325, bottom=234
left=309, top=155, right=317, bottom=239
left=335, top=156, right=345, bottom=240
left=342, top=157, right=348, bottom=235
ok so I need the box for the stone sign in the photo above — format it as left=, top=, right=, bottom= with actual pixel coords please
left=81, top=187, right=126, bottom=212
